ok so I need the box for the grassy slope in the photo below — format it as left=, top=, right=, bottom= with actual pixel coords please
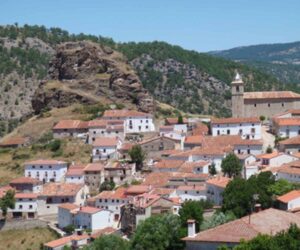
left=0, top=227, right=58, bottom=250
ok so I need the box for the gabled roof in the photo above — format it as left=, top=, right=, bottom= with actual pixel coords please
left=9, top=176, right=41, bottom=185
left=206, top=176, right=231, bottom=188
left=273, top=118, right=300, bottom=126
left=0, top=137, right=27, bottom=146
left=59, top=203, right=79, bottom=211
left=279, top=136, right=300, bottom=145
left=53, top=120, right=88, bottom=130
left=212, top=117, right=260, bottom=124
left=183, top=208, right=300, bottom=243
left=94, top=187, right=127, bottom=199
left=154, top=159, right=185, bottom=169
left=40, top=183, right=84, bottom=197
left=244, top=91, right=300, bottom=100
left=277, top=190, right=300, bottom=204
left=93, top=137, right=118, bottom=147
left=257, top=151, right=283, bottom=159
left=184, top=135, right=204, bottom=145
left=278, top=160, right=300, bottom=175
left=15, top=193, right=38, bottom=199
left=78, top=206, right=102, bottom=214
left=84, top=163, right=105, bottom=172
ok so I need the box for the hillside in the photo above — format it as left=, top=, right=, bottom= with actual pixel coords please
left=211, top=41, right=300, bottom=84
left=0, top=24, right=291, bottom=137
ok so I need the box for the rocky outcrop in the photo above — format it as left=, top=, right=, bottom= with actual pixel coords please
left=32, top=41, right=155, bottom=114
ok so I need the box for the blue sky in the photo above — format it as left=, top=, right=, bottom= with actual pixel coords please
left=0, top=0, right=299, bottom=52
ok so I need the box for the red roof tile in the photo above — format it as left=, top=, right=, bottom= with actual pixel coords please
left=206, top=176, right=231, bottom=188
left=53, top=120, right=87, bottom=130
left=15, top=193, right=38, bottom=199
left=277, top=190, right=300, bottom=203
left=93, top=137, right=118, bottom=147
left=244, top=91, right=300, bottom=99
left=10, top=176, right=41, bottom=185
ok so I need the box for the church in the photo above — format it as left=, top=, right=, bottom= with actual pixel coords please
left=231, top=73, right=300, bottom=118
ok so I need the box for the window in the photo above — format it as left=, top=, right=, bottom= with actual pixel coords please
left=254, top=104, right=257, bottom=107
left=140, top=120, right=143, bottom=123
left=236, top=86, right=240, bottom=92
left=49, top=166, right=52, bottom=169
left=217, top=130, right=220, bottom=135
left=282, top=103, right=285, bottom=107
left=139, top=126, right=141, bottom=131
left=268, top=103, right=270, bottom=107
left=40, top=166, right=43, bottom=169
left=146, top=126, right=149, bottom=129
left=238, top=149, right=241, bottom=154
left=99, top=199, right=102, bottom=202
left=105, top=199, right=108, bottom=202
left=247, top=149, right=251, bottom=154
left=227, top=129, right=230, bottom=135
left=29, top=205, right=33, bottom=209
left=103, top=149, right=106, bottom=153
left=19, top=205, right=23, bottom=209
left=239, top=129, right=243, bottom=135
left=146, top=120, right=149, bottom=123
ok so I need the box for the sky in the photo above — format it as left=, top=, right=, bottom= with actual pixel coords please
left=0, top=0, right=300, bottom=52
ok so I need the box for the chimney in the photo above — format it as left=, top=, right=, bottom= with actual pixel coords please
left=187, top=219, right=196, bottom=238
left=254, top=203, right=262, bottom=213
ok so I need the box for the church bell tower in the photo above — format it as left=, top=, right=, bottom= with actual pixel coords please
left=231, top=72, right=244, bottom=117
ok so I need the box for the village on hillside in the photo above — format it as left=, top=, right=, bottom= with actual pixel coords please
left=1, top=73, right=300, bottom=250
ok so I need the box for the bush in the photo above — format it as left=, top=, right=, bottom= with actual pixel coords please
left=48, top=139, right=61, bottom=152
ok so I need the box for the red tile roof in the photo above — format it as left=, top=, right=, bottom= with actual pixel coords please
left=66, top=168, right=85, bottom=176
left=154, top=159, right=185, bottom=169
left=177, top=185, right=206, bottom=191
left=78, top=206, right=102, bottom=214
left=93, top=137, right=118, bottom=147
left=212, top=117, right=260, bottom=124
left=53, top=120, right=88, bottom=130
left=95, top=187, right=127, bottom=199
left=0, top=137, right=27, bottom=146
left=277, top=190, right=300, bottom=203
left=191, top=123, right=209, bottom=136
left=183, top=208, right=300, bottom=243
left=206, top=176, right=231, bottom=188
left=244, top=91, right=300, bottom=100
left=274, top=118, right=300, bottom=126
left=40, top=183, right=84, bottom=197
left=84, top=163, right=105, bottom=172
left=184, top=135, right=204, bottom=145
left=59, top=203, right=79, bottom=211
left=103, top=109, right=151, bottom=118
left=257, top=151, right=281, bottom=159
left=277, top=160, right=300, bottom=175
left=15, top=193, right=38, bottom=199
left=9, top=176, right=41, bottom=185
left=279, top=136, right=300, bottom=145
left=126, top=185, right=151, bottom=195
left=44, top=236, right=72, bottom=248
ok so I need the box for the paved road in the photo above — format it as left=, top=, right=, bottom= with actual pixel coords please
left=261, top=125, right=275, bottom=151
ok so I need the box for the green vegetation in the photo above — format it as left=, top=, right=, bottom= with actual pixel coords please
left=201, top=211, right=236, bottom=230
left=219, top=224, right=300, bottom=250
left=0, top=189, right=15, bottom=217
left=131, top=214, right=183, bottom=250
left=209, top=163, right=217, bottom=176
left=221, top=153, right=242, bottom=178
left=99, top=180, right=115, bottom=192
left=86, top=234, right=130, bottom=250
left=222, top=172, right=277, bottom=218
left=128, top=145, right=146, bottom=171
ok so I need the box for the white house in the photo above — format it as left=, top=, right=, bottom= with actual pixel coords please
left=233, top=140, right=263, bottom=156
left=176, top=185, right=206, bottom=202
left=24, top=159, right=68, bottom=183
left=159, top=126, right=185, bottom=141
left=102, top=110, right=155, bottom=133
left=88, top=119, right=125, bottom=144
left=58, top=204, right=114, bottom=231
left=273, top=118, right=300, bottom=138
left=91, top=187, right=129, bottom=222
left=211, top=117, right=262, bottom=139
left=92, top=137, right=122, bottom=161
left=279, top=136, right=300, bottom=154
left=8, top=193, right=38, bottom=219
left=52, top=120, right=88, bottom=139
left=206, top=177, right=231, bottom=205
left=277, top=160, right=300, bottom=183
left=258, top=152, right=298, bottom=168
left=65, top=165, right=85, bottom=184
left=277, top=190, right=300, bottom=211
left=9, top=176, right=43, bottom=193
left=37, top=183, right=89, bottom=216
left=178, top=161, right=210, bottom=175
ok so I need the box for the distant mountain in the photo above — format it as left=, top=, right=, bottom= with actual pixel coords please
left=210, top=41, right=300, bottom=84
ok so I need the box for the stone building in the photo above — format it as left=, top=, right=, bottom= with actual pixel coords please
left=232, top=73, right=300, bottom=118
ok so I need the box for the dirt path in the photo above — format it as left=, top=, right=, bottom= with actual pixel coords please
left=261, top=125, right=275, bottom=151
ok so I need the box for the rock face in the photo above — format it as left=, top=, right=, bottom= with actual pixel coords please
left=32, top=41, right=155, bottom=114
